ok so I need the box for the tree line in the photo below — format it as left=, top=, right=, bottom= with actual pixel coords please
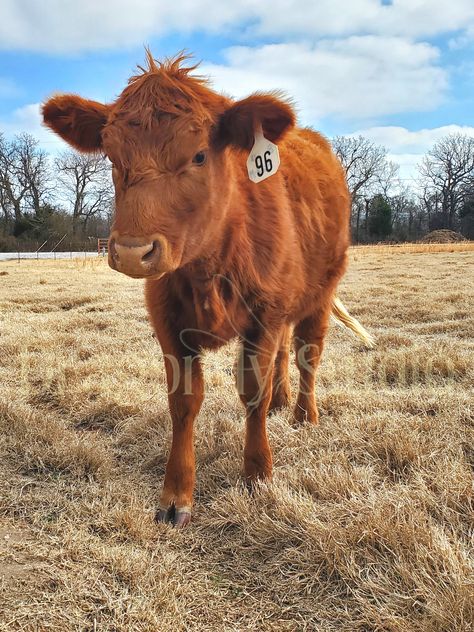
left=0, top=133, right=113, bottom=252
left=1, top=130, right=473, bottom=252
left=333, top=133, right=474, bottom=242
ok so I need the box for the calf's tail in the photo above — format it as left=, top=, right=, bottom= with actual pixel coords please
left=331, top=297, right=376, bottom=348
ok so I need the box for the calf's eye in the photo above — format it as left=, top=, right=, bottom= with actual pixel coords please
left=192, top=151, right=206, bottom=166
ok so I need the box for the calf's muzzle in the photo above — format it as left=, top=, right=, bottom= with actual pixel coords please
left=108, top=234, right=163, bottom=278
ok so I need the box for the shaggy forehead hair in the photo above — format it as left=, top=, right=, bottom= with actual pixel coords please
left=110, top=50, right=221, bottom=128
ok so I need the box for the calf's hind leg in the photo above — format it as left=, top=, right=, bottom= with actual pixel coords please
left=293, top=304, right=332, bottom=425
left=237, top=328, right=280, bottom=482
left=269, top=324, right=292, bottom=412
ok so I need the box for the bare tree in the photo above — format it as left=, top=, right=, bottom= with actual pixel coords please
left=419, top=133, right=474, bottom=230
left=332, top=135, right=398, bottom=241
left=418, top=184, right=439, bottom=231
left=15, top=133, right=51, bottom=217
left=0, top=133, right=51, bottom=227
left=0, top=133, right=28, bottom=224
left=56, top=151, right=113, bottom=235
left=0, top=137, right=13, bottom=231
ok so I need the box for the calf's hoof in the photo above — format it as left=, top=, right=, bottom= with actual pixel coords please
left=268, top=388, right=291, bottom=413
left=293, top=403, right=319, bottom=425
left=155, top=504, right=192, bottom=528
left=244, top=454, right=273, bottom=488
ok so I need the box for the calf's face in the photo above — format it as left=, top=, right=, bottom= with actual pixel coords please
left=42, top=58, right=295, bottom=279
left=104, top=107, right=226, bottom=279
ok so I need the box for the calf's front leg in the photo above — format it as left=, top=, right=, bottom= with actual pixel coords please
left=154, top=335, right=204, bottom=528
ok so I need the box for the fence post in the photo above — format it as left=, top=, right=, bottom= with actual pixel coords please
left=51, top=234, right=67, bottom=260
left=35, top=239, right=48, bottom=260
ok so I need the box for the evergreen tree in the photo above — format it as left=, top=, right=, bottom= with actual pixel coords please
left=369, top=194, right=392, bottom=239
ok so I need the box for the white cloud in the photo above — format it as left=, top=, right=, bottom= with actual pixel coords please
left=0, top=0, right=474, bottom=53
left=449, top=24, right=474, bottom=50
left=351, top=124, right=474, bottom=153
left=0, top=103, right=67, bottom=153
left=1, top=38, right=447, bottom=134
left=349, top=124, right=474, bottom=182
left=0, top=0, right=252, bottom=53
left=203, top=38, right=447, bottom=121
left=251, top=0, right=474, bottom=39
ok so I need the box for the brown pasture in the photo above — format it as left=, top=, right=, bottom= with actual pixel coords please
left=0, top=246, right=473, bottom=631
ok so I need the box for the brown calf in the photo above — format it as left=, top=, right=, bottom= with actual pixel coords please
left=43, top=53, right=373, bottom=527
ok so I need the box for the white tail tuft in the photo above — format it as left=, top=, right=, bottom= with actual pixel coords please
left=331, top=297, right=376, bottom=349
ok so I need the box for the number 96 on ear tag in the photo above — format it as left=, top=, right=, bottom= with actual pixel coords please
left=247, top=130, right=280, bottom=183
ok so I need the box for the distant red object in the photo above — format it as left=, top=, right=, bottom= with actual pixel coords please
left=97, top=239, right=108, bottom=255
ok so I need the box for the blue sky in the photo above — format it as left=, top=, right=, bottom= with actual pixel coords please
left=1, top=0, right=474, bottom=182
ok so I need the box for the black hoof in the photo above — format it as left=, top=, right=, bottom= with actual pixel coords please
left=155, top=504, right=192, bottom=528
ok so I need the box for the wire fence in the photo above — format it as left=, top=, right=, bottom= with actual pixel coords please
left=0, top=237, right=108, bottom=262
left=0, top=251, right=104, bottom=262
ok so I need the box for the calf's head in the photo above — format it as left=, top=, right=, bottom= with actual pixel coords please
left=43, top=53, right=295, bottom=279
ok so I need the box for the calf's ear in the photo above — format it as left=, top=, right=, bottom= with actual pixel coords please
left=215, top=93, right=295, bottom=151
left=42, top=95, right=109, bottom=152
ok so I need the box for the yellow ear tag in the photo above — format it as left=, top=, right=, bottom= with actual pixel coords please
left=246, top=126, right=280, bottom=183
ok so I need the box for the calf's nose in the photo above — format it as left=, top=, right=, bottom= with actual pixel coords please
left=109, top=236, right=161, bottom=277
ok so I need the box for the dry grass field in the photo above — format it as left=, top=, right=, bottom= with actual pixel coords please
left=0, top=245, right=473, bottom=631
